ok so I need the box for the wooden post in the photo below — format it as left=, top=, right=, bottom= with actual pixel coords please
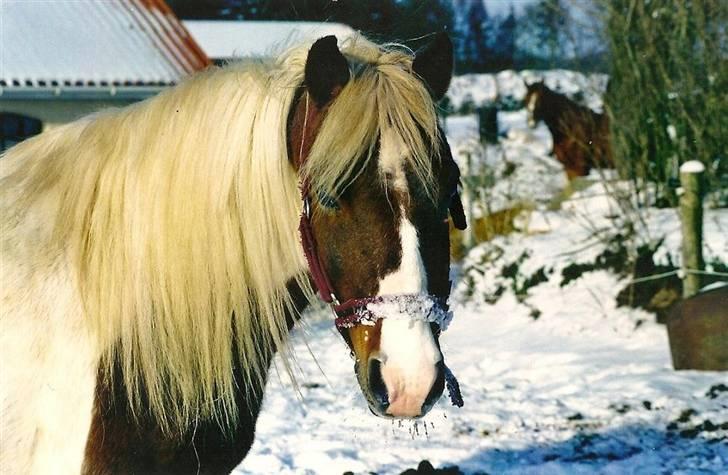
left=477, top=106, right=499, bottom=144
left=679, top=161, right=705, bottom=298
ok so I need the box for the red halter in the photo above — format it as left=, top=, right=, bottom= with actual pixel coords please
left=294, top=91, right=378, bottom=326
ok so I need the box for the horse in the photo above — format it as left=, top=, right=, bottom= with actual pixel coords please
left=0, top=33, right=467, bottom=473
left=524, top=81, right=614, bottom=179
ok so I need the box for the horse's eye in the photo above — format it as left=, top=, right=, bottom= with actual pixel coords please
left=317, top=190, right=340, bottom=211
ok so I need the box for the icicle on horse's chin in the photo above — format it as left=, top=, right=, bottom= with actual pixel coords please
left=0, top=33, right=466, bottom=473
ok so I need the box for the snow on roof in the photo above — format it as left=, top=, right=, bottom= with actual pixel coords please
left=182, top=20, right=356, bottom=60
left=0, top=0, right=210, bottom=89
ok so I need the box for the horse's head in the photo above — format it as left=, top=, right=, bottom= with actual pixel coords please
left=288, top=34, right=466, bottom=418
left=525, top=80, right=547, bottom=128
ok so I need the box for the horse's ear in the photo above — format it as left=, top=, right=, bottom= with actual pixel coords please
left=412, top=32, right=453, bottom=101
left=305, top=36, right=350, bottom=106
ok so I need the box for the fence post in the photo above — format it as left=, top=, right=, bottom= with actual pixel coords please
left=477, top=106, right=499, bottom=144
left=679, top=161, right=705, bottom=298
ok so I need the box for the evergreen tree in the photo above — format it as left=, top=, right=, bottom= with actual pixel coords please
left=167, top=0, right=453, bottom=53
left=492, top=5, right=516, bottom=70
left=455, top=0, right=492, bottom=72
left=523, top=0, right=568, bottom=67
left=395, top=0, right=453, bottom=42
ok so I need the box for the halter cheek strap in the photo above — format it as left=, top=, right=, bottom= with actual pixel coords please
left=296, top=92, right=339, bottom=306
left=298, top=192, right=339, bottom=306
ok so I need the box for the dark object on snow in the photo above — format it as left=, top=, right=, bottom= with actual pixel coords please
left=477, top=106, right=498, bottom=144
left=400, top=460, right=463, bottom=475
left=667, top=285, right=728, bottom=371
left=706, top=383, right=728, bottom=399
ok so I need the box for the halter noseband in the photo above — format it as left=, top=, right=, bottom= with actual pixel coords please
left=295, top=93, right=463, bottom=407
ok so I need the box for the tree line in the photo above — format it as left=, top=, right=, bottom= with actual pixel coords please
left=168, top=0, right=603, bottom=73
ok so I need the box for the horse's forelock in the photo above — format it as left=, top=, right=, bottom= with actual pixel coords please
left=301, top=48, right=441, bottom=203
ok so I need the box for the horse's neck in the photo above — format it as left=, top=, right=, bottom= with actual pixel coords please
left=82, top=276, right=311, bottom=473
left=543, top=91, right=598, bottom=135
left=541, top=94, right=567, bottom=139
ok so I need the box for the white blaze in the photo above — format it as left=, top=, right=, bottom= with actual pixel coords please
left=527, top=92, right=538, bottom=128
left=375, top=128, right=442, bottom=417
left=377, top=218, right=427, bottom=295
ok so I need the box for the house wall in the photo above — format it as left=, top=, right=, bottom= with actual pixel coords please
left=1, top=99, right=139, bottom=130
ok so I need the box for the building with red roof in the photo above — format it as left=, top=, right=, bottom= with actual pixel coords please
left=0, top=0, right=210, bottom=150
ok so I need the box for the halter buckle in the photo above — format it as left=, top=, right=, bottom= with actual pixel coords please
left=303, top=196, right=311, bottom=218
left=328, top=294, right=341, bottom=318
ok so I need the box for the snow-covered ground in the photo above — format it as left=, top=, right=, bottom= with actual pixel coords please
left=236, top=73, right=727, bottom=474
left=238, top=210, right=727, bottom=474
left=446, top=70, right=608, bottom=113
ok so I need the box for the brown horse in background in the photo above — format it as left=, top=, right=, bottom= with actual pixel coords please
left=525, top=82, right=614, bottom=179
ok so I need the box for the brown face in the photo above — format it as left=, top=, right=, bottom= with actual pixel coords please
left=289, top=34, right=463, bottom=418
left=319, top=133, right=461, bottom=418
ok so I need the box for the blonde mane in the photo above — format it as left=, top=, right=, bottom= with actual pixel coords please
left=0, top=35, right=439, bottom=434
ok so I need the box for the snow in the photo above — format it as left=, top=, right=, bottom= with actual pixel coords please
left=447, top=70, right=608, bottom=113
left=445, top=110, right=564, bottom=217
left=182, top=21, right=355, bottom=60
left=239, top=261, right=728, bottom=473
left=235, top=71, right=727, bottom=474
left=681, top=161, right=706, bottom=174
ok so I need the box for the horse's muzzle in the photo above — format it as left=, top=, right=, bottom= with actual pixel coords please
left=358, top=356, right=445, bottom=418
